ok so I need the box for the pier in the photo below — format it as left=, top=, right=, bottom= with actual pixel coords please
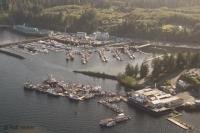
left=135, top=43, right=151, bottom=49
left=109, top=43, right=152, bottom=49
left=0, top=48, right=25, bottom=59
left=144, top=55, right=164, bottom=63
left=0, top=37, right=51, bottom=48
left=167, top=112, right=193, bottom=130
left=167, top=117, right=193, bottom=130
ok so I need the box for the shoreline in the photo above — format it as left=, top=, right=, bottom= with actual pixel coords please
left=0, top=27, right=200, bottom=51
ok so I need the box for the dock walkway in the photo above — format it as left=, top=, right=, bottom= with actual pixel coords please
left=0, top=48, right=25, bottom=59
left=167, top=116, right=193, bottom=130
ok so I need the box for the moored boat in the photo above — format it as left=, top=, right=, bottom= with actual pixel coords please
left=68, top=94, right=80, bottom=101
left=46, top=88, right=60, bottom=97
left=99, top=118, right=116, bottom=127
left=24, top=82, right=36, bottom=91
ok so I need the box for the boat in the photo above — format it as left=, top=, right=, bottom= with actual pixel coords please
left=13, top=24, right=51, bottom=37
left=114, top=113, right=131, bottom=123
left=83, top=94, right=95, bottom=100
left=106, top=120, right=116, bottom=127
left=68, top=94, right=80, bottom=101
left=24, top=82, right=36, bottom=91
left=46, top=88, right=60, bottom=97
left=99, top=118, right=116, bottom=127
left=34, top=84, right=49, bottom=94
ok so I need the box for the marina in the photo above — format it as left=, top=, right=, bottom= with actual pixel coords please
left=1, top=0, right=200, bottom=132
left=23, top=75, right=132, bottom=128
left=24, top=75, right=106, bottom=101
left=4, top=37, right=150, bottom=65
left=0, top=30, right=200, bottom=133
left=0, top=30, right=154, bottom=67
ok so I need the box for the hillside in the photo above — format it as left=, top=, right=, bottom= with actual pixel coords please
left=2, top=0, right=200, bottom=43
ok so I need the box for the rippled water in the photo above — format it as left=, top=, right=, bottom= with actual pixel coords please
left=0, top=29, right=199, bottom=133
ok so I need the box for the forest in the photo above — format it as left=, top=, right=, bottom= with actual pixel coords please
left=1, top=0, right=200, bottom=43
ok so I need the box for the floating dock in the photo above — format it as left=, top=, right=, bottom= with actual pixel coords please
left=167, top=117, right=193, bottom=130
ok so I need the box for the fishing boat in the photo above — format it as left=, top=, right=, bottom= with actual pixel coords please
left=24, top=82, right=36, bottom=91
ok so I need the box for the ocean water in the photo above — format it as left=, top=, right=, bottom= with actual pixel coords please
left=0, top=29, right=199, bottom=133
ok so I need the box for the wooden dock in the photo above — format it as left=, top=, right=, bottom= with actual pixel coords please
left=143, top=55, right=164, bottom=63
left=167, top=117, right=193, bottom=130
left=135, top=43, right=151, bottom=49
left=110, top=43, right=152, bottom=49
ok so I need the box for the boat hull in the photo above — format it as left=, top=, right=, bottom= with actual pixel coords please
left=12, top=29, right=48, bottom=37
left=47, top=93, right=60, bottom=98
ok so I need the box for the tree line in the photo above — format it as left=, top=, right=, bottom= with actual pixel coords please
left=113, top=7, right=200, bottom=43
left=7, top=0, right=98, bottom=33
left=3, top=0, right=200, bottom=43
left=151, top=52, right=200, bottom=81
left=117, top=62, right=149, bottom=88
left=118, top=52, right=200, bottom=86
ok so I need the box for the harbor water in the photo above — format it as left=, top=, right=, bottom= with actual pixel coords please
left=0, top=29, right=199, bottom=133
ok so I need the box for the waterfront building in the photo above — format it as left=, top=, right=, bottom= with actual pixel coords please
left=128, top=88, right=184, bottom=114
left=92, top=32, right=109, bottom=41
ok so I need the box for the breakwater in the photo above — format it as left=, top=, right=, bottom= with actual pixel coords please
left=0, top=37, right=50, bottom=48
left=73, top=70, right=117, bottom=80
left=73, top=70, right=144, bottom=90
left=0, top=48, right=25, bottom=59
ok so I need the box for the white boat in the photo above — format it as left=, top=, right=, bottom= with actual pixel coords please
left=68, top=94, right=80, bottom=101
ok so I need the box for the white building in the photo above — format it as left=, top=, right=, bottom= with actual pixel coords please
left=76, top=32, right=87, bottom=39
left=93, top=32, right=109, bottom=41
left=131, top=88, right=183, bottom=108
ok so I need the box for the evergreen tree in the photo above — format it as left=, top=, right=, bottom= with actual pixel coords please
left=191, top=53, right=200, bottom=68
left=133, top=64, right=139, bottom=77
left=125, top=64, right=134, bottom=76
left=176, top=53, right=187, bottom=70
left=167, top=54, right=176, bottom=73
left=140, top=62, right=149, bottom=78
left=152, top=58, right=162, bottom=78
